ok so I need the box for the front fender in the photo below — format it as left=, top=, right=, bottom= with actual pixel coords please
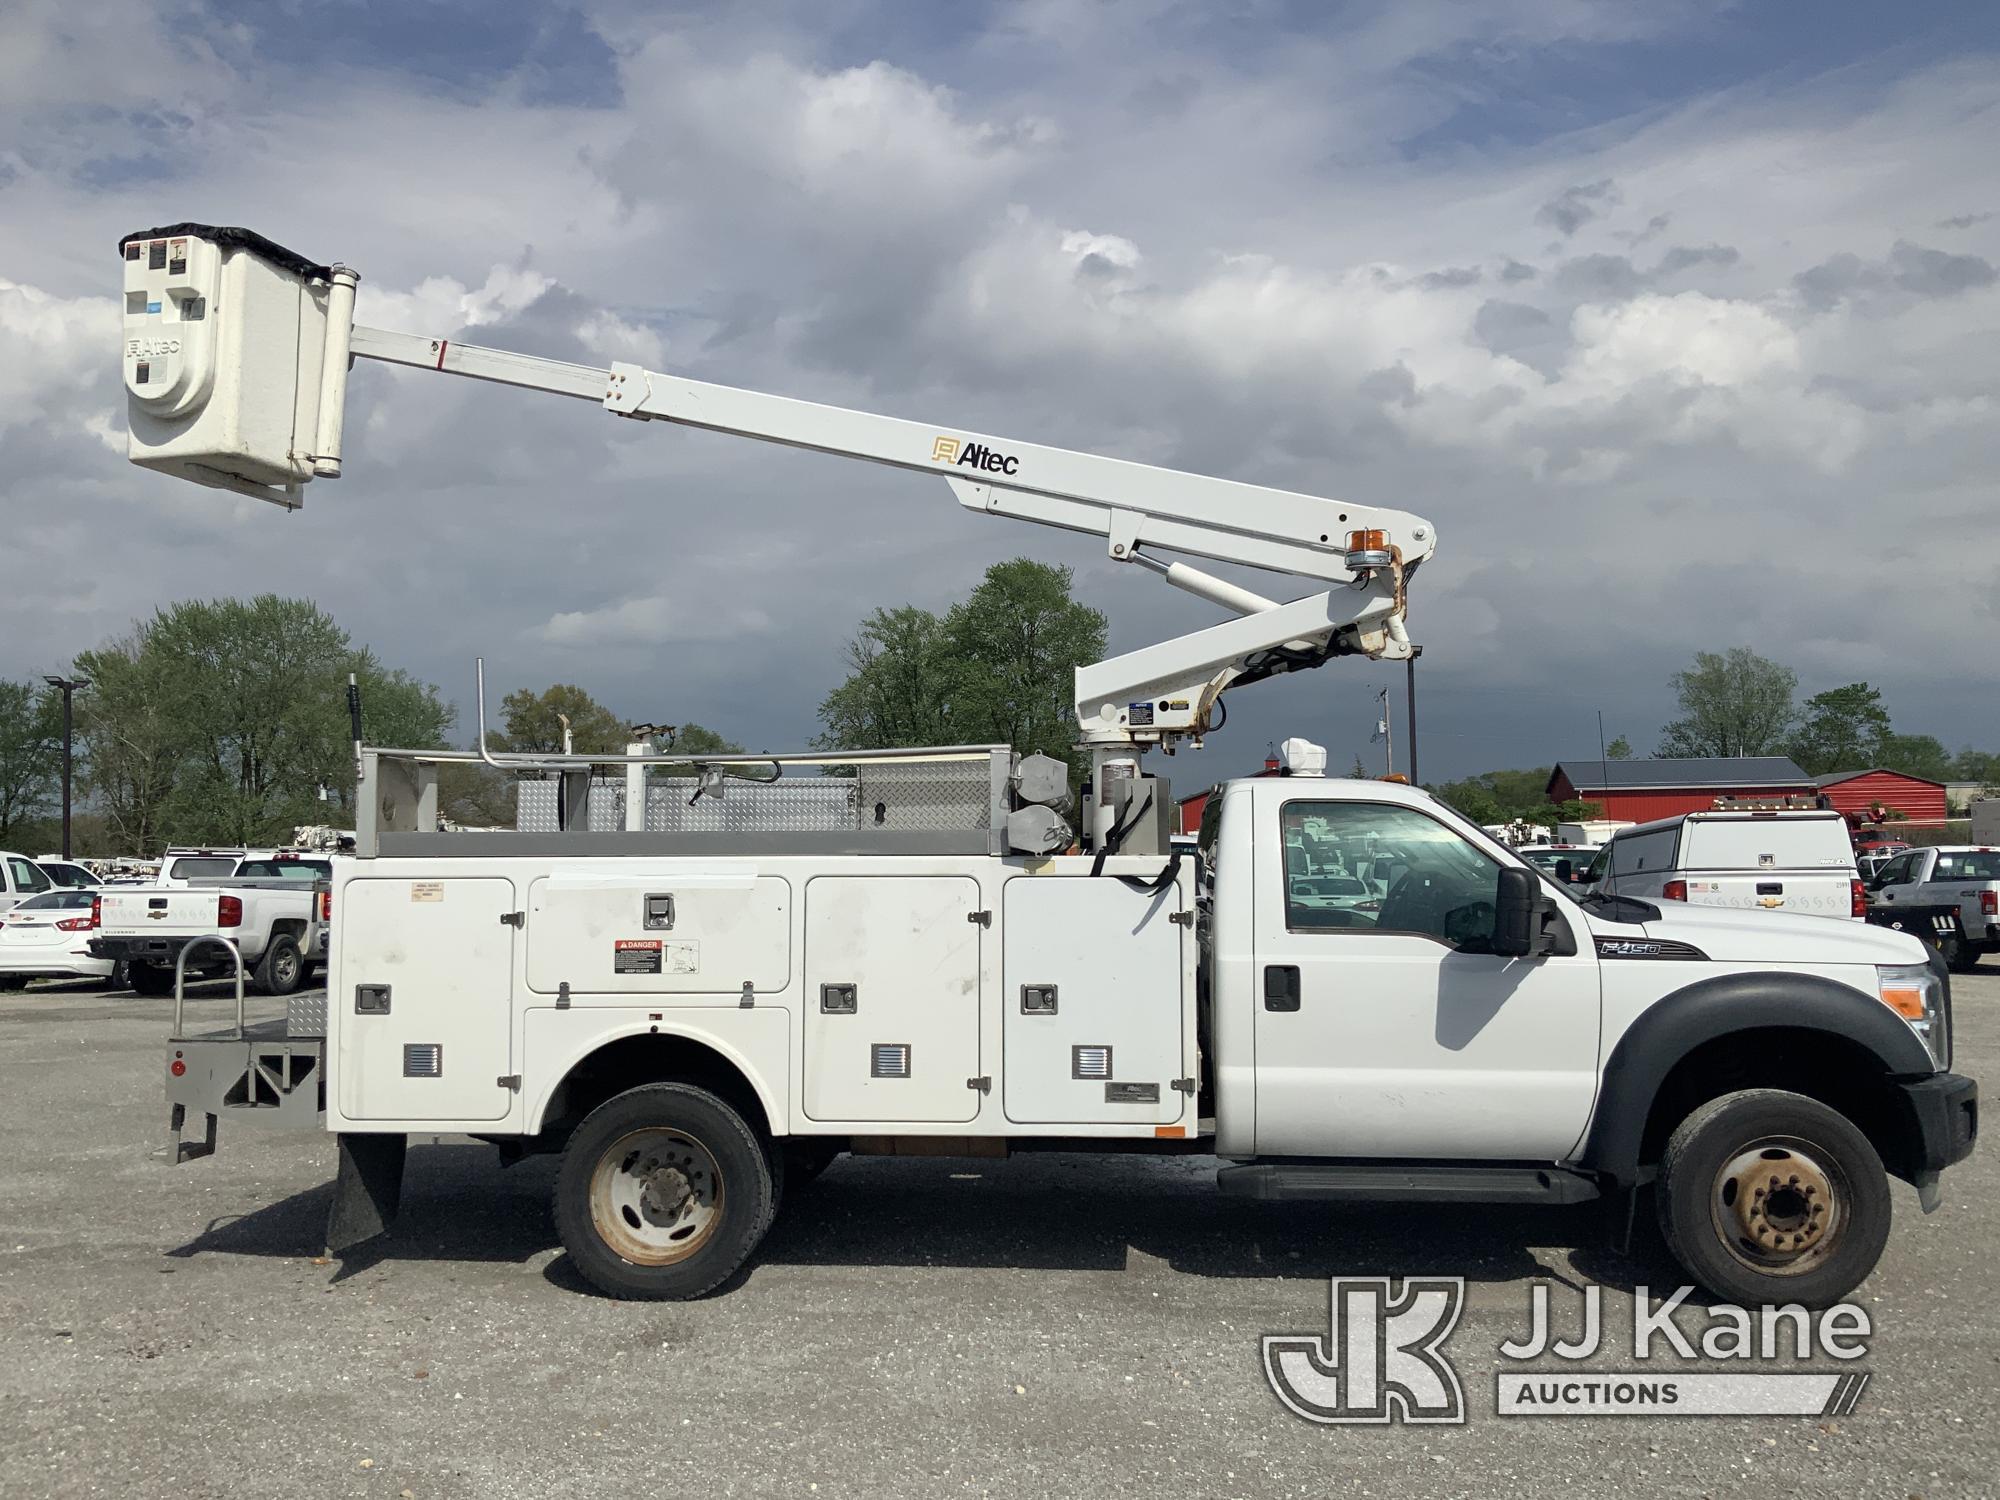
left=1579, top=970, right=1933, bottom=1186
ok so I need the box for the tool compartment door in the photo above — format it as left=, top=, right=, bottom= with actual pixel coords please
left=525, top=870, right=790, bottom=999
left=803, top=876, right=982, bottom=1123
left=336, top=876, right=516, bottom=1123
left=1001, top=875, right=1186, bottom=1125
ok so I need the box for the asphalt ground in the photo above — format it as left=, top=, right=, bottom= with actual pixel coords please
left=0, top=971, right=1993, bottom=1499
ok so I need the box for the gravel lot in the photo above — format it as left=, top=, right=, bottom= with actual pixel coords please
left=0, top=972, right=1992, bottom=1499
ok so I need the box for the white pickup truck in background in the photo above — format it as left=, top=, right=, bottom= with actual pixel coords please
left=1599, top=809, right=1864, bottom=920
left=1867, top=845, right=2000, bottom=972
left=93, top=855, right=331, bottom=996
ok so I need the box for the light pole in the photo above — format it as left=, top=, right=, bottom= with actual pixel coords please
left=42, top=676, right=89, bottom=860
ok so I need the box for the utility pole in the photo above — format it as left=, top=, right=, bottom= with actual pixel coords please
left=1376, top=685, right=1393, bottom=777
left=1405, top=645, right=1422, bottom=785
left=42, top=675, right=90, bottom=860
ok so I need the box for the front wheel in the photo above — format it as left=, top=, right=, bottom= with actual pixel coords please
left=1656, top=1088, right=1891, bottom=1308
left=554, top=1083, right=775, bottom=1300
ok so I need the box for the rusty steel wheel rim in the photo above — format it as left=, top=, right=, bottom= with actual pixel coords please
left=1709, top=1136, right=1847, bottom=1277
left=589, top=1127, right=725, bottom=1266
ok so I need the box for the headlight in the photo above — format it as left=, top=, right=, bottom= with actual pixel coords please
left=1878, top=963, right=1949, bottom=1069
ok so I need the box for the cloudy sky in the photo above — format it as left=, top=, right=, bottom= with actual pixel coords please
left=2, top=0, right=1996, bottom=785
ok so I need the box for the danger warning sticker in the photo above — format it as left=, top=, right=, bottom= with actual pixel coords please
left=614, top=939, right=663, bottom=975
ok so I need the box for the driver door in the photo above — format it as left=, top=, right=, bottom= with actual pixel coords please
left=1252, top=798, right=1601, bottom=1160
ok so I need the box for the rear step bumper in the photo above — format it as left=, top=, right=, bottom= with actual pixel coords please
left=1216, top=1162, right=1601, bottom=1205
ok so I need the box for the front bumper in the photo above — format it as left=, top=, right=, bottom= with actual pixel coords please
left=1896, top=1071, right=1978, bottom=1210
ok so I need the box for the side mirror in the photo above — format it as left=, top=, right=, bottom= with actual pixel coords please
left=1494, top=866, right=1539, bottom=957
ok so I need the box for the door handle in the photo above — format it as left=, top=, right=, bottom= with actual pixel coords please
left=1263, top=965, right=1300, bottom=1012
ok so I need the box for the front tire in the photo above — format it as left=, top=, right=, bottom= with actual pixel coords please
left=1656, top=1088, right=1891, bottom=1308
left=554, top=1083, right=774, bottom=1300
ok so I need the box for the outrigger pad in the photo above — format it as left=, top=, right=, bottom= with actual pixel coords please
left=326, top=1132, right=408, bottom=1255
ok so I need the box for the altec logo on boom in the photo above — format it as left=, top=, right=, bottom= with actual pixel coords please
left=930, top=435, right=1020, bottom=475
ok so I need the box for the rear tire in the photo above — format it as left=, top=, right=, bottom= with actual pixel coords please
left=1939, top=930, right=1980, bottom=973
left=1656, top=1088, right=1891, bottom=1308
left=554, top=1082, right=774, bottom=1300
left=128, top=963, right=175, bottom=997
left=253, top=934, right=304, bottom=996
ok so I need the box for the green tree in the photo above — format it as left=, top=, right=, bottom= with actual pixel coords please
left=497, top=684, right=627, bottom=755
left=1953, top=749, right=2000, bottom=788
left=942, top=560, right=1107, bottom=773
left=816, top=561, right=1107, bottom=776
left=1605, top=735, right=1632, bottom=760
left=75, top=597, right=451, bottom=850
left=1657, top=648, right=1797, bottom=758
left=659, top=724, right=741, bottom=755
left=0, top=680, right=59, bottom=841
left=817, top=605, right=960, bottom=752
left=1877, top=732, right=1954, bottom=783
left=1788, top=682, right=1891, bottom=775
left=1429, top=766, right=1557, bottom=826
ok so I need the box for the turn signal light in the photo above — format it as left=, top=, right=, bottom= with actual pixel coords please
left=1983, top=891, right=1998, bottom=917
left=55, top=916, right=93, bottom=932
left=321, top=889, right=332, bottom=922
left=217, top=894, right=243, bottom=928
left=90, top=895, right=101, bottom=929
left=170, top=1059, right=186, bottom=1078
left=1851, top=879, right=1868, bottom=919
left=1879, top=984, right=1927, bottom=1021
left=1662, top=879, right=1688, bottom=902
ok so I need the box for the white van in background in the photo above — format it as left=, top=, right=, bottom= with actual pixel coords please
left=1601, top=810, right=1863, bottom=920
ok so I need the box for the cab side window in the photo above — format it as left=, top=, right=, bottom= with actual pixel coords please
left=7, top=858, right=50, bottom=895
left=1282, top=801, right=1503, bottom=951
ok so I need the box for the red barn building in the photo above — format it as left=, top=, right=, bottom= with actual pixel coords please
left=1810, top=769, right=1949, bottom=824
left=1546, top=756, right=1815, bottom=822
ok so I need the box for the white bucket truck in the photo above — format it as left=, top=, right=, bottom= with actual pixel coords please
left=124, top=225, right=1973, bottom=1306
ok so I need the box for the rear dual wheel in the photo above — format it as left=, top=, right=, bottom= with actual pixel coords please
left=554, top=1082, right=775, bottom=1300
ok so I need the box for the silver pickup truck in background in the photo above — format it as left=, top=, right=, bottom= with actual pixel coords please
left=1867, top=845, right=2000, bottom=972
left=93, top=856, right=330, bottom=996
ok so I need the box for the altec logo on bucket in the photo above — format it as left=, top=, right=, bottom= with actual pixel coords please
left=1263, top=1278, right=1873, bottom=1424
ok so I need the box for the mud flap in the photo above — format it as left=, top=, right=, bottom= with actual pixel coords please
left=326, top=1132, right=407, bottom=1254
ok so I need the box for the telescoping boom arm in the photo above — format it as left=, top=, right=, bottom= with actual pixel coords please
left=118, top=223, right=1436, bottom=762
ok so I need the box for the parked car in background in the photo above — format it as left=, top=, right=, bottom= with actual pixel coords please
left=1866, top=846, right=2000, bottom=973
left=0, top=852, right=55, bottom=914
left=1518, top=843, right=1600, bottom=886
left=1599, top=810, right=1863, bottom=920
left=94, top=857, right=331, bottom=996
left=0, top=890, right=121, bottom=989
left=34, top=860, right=103, bottom=891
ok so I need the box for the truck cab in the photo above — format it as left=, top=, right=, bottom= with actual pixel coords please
left=1202, top=773, right=1973, bottom=1306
